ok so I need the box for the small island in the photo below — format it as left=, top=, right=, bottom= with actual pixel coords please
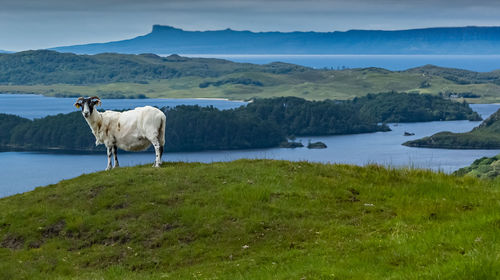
left=404, top=108, right=500, bottom=149
left=307, top=141, right=327, bottom=149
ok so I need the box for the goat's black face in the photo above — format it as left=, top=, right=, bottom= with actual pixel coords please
left=74, top=96, right=101, bottom=118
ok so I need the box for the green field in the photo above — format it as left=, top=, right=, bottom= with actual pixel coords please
left=3, top=70, right=500, bottom=102
left=3, top=51, right=500, bottom=102
left=1, top=160, right=499, bottom=279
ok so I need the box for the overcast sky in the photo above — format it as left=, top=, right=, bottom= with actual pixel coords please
left=2, top=0, right=500, bottom=51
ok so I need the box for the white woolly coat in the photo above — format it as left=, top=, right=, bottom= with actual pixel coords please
left=86, top=106, right=166, bottom=151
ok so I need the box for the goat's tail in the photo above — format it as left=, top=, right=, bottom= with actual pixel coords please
left=159, top=113, right=166, bottom=147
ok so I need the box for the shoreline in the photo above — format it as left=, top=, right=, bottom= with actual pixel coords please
left=0, top=92, right=248, bottom=103
left=1, top=92, right=499, bottom=105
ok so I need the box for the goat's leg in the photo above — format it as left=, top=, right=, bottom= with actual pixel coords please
left=106, top=146, right=113, bottom=171
left=113, top=145, right=119, bottom=168
left=151, top=139, right=162, bottom=168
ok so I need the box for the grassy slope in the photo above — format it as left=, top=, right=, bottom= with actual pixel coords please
left=0, top=160, right=499, bottom=279
left=455, top=155, right=500, bottom=179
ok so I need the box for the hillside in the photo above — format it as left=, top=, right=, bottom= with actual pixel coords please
left=455, top=155, right=500, bottom=179
left=0, top=160, right=499, bottom=279
left=52, top=25, right=500, bottom=55
left=3, top=50, right=500, bottom=101
left=404, top=109, right=500, bottom=149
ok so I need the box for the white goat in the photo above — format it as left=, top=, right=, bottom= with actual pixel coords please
left=74, top=96, right=166, bottom=170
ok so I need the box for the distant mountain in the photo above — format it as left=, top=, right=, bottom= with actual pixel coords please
left=51, top=25, right=500, bottom=55
left=0, top=50, right=12, bottom=53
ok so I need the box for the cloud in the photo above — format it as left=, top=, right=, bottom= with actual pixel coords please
left=2, top=0, right=500, bottom=50
left=2, top=0, right=499, bottom=13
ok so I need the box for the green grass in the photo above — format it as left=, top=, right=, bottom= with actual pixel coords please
left=455, top=155, right=500, bottom=179
left=1, top=160, right=500, bottom=279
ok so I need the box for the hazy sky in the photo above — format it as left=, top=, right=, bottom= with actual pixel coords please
left=2, top=0, right=500, bottom=51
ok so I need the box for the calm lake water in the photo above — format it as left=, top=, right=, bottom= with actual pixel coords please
left=1, top=95, right=500, bottom=198
left=182, top=54, right=500, bottom=72
left=0, top=94, right=246, bottom=119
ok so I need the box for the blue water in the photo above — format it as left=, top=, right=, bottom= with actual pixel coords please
left=0, top=94, right=247, bottom=119
left=1, top=95, right=500, bottom=198
left=182, top=54, right=500, bottom=72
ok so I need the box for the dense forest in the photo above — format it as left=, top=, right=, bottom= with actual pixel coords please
left=352, top=92, right=481, bottom=122
left=241, top=97, right=388, bottom=136
left=164, top=105, right=284, bottom=151
left=0, top=93, right=480, bottom=153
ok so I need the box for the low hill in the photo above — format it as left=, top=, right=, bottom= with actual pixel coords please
left=0, top=160, right=499, bottom=279
left=404, top=109, right=500, bottom=149
left=0, top=50, right=273, bottom=85
left=406, top=64, right=500, bottom=86
left=3, top=50, right=500, bottom=101
left=52, top=25, right=500, bottom=55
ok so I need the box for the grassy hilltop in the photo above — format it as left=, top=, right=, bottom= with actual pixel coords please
left=3, top=51, right=500, bottom=102
left=0, top=160, right=499, bottom=279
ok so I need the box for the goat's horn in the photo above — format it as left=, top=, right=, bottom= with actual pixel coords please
left=74, top=97, right=84, bottom=108
left=90, top=96, right=102, bottom=106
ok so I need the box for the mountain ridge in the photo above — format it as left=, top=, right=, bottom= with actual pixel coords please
left=51, top=25, right=500, bottom=55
